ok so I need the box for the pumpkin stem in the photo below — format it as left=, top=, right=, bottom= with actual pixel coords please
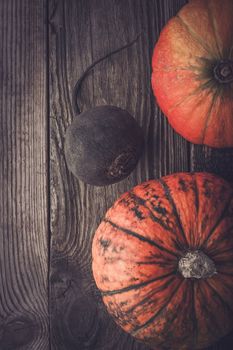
left=213, top=60, right=233, bottom=84
left=178, top=251, right=217, bottom=279
left=72, top=33, right=142, bottom=115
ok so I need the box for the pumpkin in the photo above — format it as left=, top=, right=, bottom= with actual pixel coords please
left=92, top=172, right=233, bottom=349
left=151, top=0, right=233, bottom=148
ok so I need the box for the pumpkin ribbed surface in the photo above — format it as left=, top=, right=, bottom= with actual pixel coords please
left=92, top=173, right=233, bottom=349
left=151, top=0, right=233, bottom=148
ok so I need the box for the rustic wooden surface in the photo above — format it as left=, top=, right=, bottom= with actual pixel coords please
left=0, top=0, right=49, bottom=349
left=1, top=0, right=233, bottom=349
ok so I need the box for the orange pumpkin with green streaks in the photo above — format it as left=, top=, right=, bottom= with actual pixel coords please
left=151, top=0, right=233, bottom=148
left=92, top=172, right=233, bottom=349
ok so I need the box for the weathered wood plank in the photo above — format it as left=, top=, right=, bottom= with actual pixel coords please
left=49, top=0, right=189, bottom=349
left=191, top=145, right=233, bottom=184
left=0, top=0, right=49, bottom=349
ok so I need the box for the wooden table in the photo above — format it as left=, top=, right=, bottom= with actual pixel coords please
left=1, top=0, right=233, bottom=349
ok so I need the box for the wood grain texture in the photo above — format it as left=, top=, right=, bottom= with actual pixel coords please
left=49, top=0, right=189, bottom=349
left=0, top=0, right=49, bottom=349
left=191, top=145, right=233, bottom=184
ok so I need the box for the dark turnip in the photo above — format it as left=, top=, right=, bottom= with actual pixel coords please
left=65, top=105, right=144, bottom=186
left=64, top=35, right=144, bottom=186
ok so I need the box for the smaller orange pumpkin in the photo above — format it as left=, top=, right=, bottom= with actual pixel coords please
left=92, top=172, right=233, bottom=349
left=151, top=0, right=233, bottom=148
